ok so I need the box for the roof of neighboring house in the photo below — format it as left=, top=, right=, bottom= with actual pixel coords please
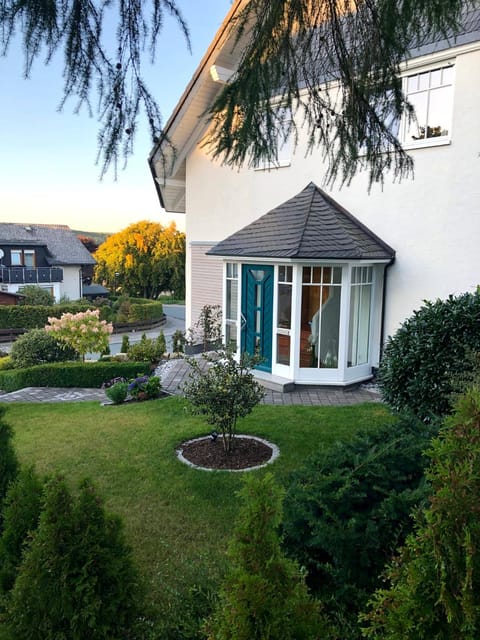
left=0, top=223, right=96, bottom=266
left=82, top=284, right=110, bottom=297
left=149, top=3, right=480, bottom=214
left=207, top=182, right=395, bottom=260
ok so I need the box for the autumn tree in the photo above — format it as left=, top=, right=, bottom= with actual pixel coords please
left=0, top=0, right=471, bottom=183
left=95, top=220, right=185, bottom=299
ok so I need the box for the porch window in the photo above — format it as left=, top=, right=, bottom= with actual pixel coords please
left=348, top=266, right=372, bottom=367
left=225, top=263, right=238, bottom=349
left=299, top=266, right=342, bottom=369
left=276, top=265, right=292, bottom=365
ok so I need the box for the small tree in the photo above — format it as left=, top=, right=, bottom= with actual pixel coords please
left=183, top=349, right=264, bottom=453
left=0, top=408, right=19, bottom=531
left=187, top=304, right=222, bottom=352
left=205, top=473, right=325, bottom=640
left=6, top=476, right=140, bottom=639
left=120, top=334, right=130, bottom=353
left=0, top=466, right=43, bottom=593
left=362, top=386, right=480, bottom=639
left=45, top=309, right=113, bottom=361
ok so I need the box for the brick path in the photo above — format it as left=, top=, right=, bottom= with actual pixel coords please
left=0, top=358, right=381, bottom=406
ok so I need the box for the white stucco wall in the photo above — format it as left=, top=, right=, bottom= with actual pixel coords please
left=185, top=44, right=480, bottom=340
left=61, top=266, right=83, bottom=301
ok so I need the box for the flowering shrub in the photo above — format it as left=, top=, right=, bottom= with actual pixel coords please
left=45, top=309, right=113, bottom=361
left=128, top=375, right=161, bottom=400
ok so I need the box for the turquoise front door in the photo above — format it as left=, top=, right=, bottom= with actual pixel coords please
left=241, top=265, right=274, bottom=372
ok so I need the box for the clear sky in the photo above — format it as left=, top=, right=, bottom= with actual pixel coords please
left=0, top=1, right=233, bottom=234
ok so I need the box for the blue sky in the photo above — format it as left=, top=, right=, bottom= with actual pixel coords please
left=0, top=1, right=232, bottom=233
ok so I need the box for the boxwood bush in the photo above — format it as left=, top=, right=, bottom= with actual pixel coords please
left=0, top=362, right=151, bottom=392
left=378, top=290, right=480, bottom=420
left=10, top=329, right=78, bottom=369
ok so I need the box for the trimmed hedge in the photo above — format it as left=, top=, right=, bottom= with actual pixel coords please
left=127, top=301, right=164, bottom=323
left=0, top=362, right=151, bottom=392
left=0, top=302, right=91, bottom=330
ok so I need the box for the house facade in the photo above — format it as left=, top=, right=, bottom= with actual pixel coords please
left=0, top=224, right=96, bottom=302
left=149, top=1, right=480, bottom=387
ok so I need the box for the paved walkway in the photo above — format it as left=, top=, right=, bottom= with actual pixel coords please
left=0, top=358, right=381, bottom=406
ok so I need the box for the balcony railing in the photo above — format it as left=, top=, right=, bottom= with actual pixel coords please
left=0, top=267, right=63, bottom=284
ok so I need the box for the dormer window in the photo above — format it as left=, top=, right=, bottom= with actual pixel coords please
left=11, top=249, right=35, bottom=267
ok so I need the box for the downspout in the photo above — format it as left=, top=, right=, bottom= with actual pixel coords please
left=379, top=256, right=396, bottom=362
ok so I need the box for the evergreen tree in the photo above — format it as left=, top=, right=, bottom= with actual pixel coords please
left=0, top=0, right=471, bottom=181
left=0, top=407, right=19, bottom=530
left=205, top=472, right=325, bottom=639
left=6, top=476, right=140, bottom=640
left=0, top=466, right=43, bottom=593
left=361, top=386, right=480, bottom=639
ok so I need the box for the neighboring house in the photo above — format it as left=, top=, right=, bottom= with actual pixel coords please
left=0, top=223, right=96, bottom=302
left=149, top=2, right=480, bottom=388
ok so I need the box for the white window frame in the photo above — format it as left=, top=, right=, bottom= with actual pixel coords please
left=400, top=62, right=455, bottom=150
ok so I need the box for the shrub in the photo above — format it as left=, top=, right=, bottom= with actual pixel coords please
left=127, top=333, right=164, bottom=364
left=0, top=361, right=151, bottom=392
left=6, top=476, right=141, bottom=639
left=10, top=328, right=78, bottom=369
left=45, top=309, right=113, bottom=361
left=172, top=329, right=186, bottom=353
left=282, top=414, right=436, bottom=633
left=183, top=349, right=264, bottom=453
left=0, top=302, right=91, bottom=330
left=187, top=304, right=222, bottom=352
left=0, top=356, right=14, bottom=370
left=128, top=375, right=161, bottom=400
left=120, top=334, right=130, bottom=353
left=18, top=285, right=55, bottom=306
left=105, top=381, right=129, bottom=404
left=362, top=386, right=480, bottom=639
left=378, top=290, right=480, bottom=420
left=156, top=330, right=166, bottom=356
left=0, top=408, right=19, bottom=530
left=0, top=466, right=43, bottom=593
left=205, top=473, right=325, bottom=640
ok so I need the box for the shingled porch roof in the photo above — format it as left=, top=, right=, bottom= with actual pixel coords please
left=207, top=183, right=395, bottom=261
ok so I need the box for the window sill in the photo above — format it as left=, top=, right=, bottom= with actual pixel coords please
left=254, top=161, right=291, bottom=172
left=402, top=137, right=451, bottom=151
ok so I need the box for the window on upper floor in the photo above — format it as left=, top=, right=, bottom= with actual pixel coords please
left=254, top=107, right=292, bottom=170
left=400, top=64, right=454, bottom=147
left=10, top=249, right=36, bottom=267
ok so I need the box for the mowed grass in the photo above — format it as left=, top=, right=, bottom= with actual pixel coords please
left=2, top=397, right=393, bottom=630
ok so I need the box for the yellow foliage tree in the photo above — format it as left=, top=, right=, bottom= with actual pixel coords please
left=94, top=221, right=185, bottom=299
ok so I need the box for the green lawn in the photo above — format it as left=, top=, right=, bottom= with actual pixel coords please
left=2, top=397, right=392, bottom=637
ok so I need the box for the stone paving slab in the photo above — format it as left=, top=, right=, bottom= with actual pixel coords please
left=0, top=358, right=381, bottom=406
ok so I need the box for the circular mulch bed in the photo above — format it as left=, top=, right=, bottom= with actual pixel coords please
left=177, top=435, right=279, bottom=471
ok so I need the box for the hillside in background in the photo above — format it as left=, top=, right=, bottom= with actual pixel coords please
left=73, top=230, right=110, bottom=248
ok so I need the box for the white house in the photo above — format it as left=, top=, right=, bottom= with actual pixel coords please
left=0, top=223, right=96, bottom=302
left=149, top=1, right=480, bottom=388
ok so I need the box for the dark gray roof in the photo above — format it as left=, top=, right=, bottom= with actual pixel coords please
left=208, top=183, right=395, bottom=260
left=411, top=4, right=480, bottom=58
left=0, top=223, right=96, bottom=266
left=83, top=284, right=110, bottom=296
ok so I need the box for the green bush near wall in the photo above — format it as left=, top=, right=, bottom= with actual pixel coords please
left=0, top=302, right=91, bottom=330
left=0, top=362, right=151, bottom=392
